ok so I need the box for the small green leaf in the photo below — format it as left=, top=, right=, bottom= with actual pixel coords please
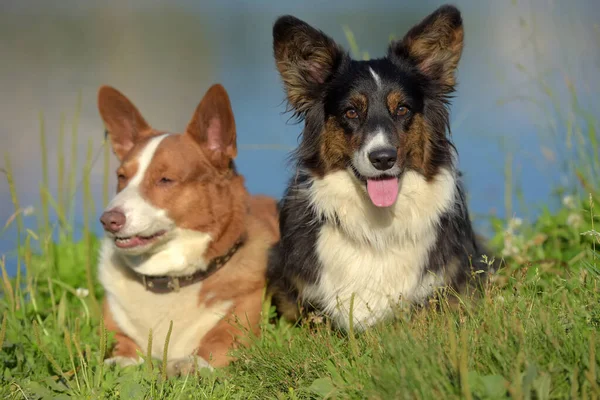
left=25, top=381, right=53, bottom=398
left=42, top=376, right=68, bottom=392
left=308, top=377, right=336, bottom=398
left=119, top=378, right=147, bottom=400
left=467, top=370, right=482, bottom=393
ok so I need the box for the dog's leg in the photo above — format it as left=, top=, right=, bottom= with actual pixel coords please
left=195, top=323, right=238, bottom=368
left=102, top=298, right=143, bottom=367
left=271, top=286, right=303, bottom=323
left=198, top=288, right=264, bottom=369
left=266, top=244, right=304, bottom=323
left=164, top=317, right=241, bottom=377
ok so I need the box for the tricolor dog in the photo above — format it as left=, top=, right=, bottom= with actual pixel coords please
left=267, top=5, right=492, bottom=331
left=97, top=84, right=278, bottom=376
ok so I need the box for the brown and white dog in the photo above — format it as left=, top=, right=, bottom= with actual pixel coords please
left=97, top=83, right=278, bottom=376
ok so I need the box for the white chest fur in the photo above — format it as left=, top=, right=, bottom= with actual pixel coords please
left=99, top=239, right=232, bottom=360
left=302, top=168, right=457, bottom=331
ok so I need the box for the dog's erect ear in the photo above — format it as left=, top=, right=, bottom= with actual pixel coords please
left=186, top=84, right=237, bottom=168
left=97, top=86, right=153, bottom=160
left=388, top=5, right=464, bottom=89
left=273, top=15, right=346, bottom=116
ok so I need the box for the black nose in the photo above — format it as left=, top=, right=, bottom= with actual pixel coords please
left=368, top=148, right=397, bottom=171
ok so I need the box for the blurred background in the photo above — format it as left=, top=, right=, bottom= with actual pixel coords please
left=1, top=0, right=599, bottom=275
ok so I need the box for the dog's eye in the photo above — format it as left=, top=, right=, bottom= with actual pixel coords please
left=158, top=177, right=174, bottom=186
left=396, top=106, right=409, bottom=117
left=345, top=108, right=359, bottom=120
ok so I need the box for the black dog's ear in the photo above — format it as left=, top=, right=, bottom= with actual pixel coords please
left=273, top=15, right=347, bottom=116
left=388, top=5, right=464, bottom=90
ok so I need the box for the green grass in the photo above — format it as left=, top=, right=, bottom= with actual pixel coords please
left=0, top=184, right=598, bottom=399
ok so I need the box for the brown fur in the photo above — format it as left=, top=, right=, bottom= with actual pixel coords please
left=273, top=17, right=345, bottom=116
left=272, top=275, right=310, bottom=323
left=317, top=117, right=365, bottom=174
left=97, top=84, right=279, bottom=374
left=248, top=195, right=280, bottom=243
left=350, top=93, right=368, bottom=115
left=273, top=296, right=302, bottom=323
left=98, top=86, right=157, bottom=160
left=195, top=219, right=271, bottom=366
left=386, top=91, right=406, bottom=115
left=194, top=215, right=274, bottom=366
left=401, top=114, right=433, bottom=177
left=394, top=8, right=463, bottom=87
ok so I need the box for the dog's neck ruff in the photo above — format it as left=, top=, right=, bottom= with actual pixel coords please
left=131, top=235, right=246, bottom=294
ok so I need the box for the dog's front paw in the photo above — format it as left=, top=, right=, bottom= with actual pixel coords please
left=104, top=355, right=144, bottom=368
left=166, top=355, right=213, bottom=377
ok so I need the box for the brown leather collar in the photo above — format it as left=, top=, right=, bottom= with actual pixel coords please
left=133, top=236, right=245, bottom=294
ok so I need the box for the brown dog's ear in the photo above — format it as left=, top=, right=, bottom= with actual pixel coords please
left=388, top=5, right=464, bottom=90
left=273, top=15, right=347, bottom=117
left=186, top=84, right=237, bottom=168
left=97, top=86, right=153, bottom=160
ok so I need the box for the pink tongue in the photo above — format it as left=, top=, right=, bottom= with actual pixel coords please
left=366, top=177, right=399, bottom=207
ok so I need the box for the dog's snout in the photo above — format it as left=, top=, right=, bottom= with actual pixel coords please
left=100, top=209, right=126, bottom=234
left=368, top=148, right=397, bottom=171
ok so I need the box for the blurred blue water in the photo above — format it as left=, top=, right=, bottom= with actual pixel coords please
left=1, top=0, right=599, bottom=275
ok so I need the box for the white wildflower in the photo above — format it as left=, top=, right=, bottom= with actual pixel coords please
left=566, top=213, right=583, bottom=228
left=22, top=206, right=35, bottom=216
left=508, top=217, right=523, bottom=230
left=501, top=245, right=520, bottom=257
left=562, top=195, right=576, bottom=209
left=75, top=288, right=89, bottom=298
left=503, top=235, right=512, bottom=249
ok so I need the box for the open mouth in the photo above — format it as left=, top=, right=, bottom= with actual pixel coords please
left=350, top=167, right=400, bottom=208
left=114, top=230, right=167, bottom=249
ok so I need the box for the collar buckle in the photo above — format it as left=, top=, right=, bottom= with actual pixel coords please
left=167, top=277, right=181, bottom=292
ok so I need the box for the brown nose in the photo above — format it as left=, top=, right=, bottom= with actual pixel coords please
left=100, top=209, right=126, bottom=234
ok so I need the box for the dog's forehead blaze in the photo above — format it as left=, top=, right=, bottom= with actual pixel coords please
left=140, top=135, right=209, bottom=191
left=143, top=135, right=209, bottom=180
left=117, top=142, right=146, bottom=173
left=115, top=133, right=164, bottom=183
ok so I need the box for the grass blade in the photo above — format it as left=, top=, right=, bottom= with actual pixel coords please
left=0, top=311, right=8, bottom=350
left=161, top=320, right=174, bottom=381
